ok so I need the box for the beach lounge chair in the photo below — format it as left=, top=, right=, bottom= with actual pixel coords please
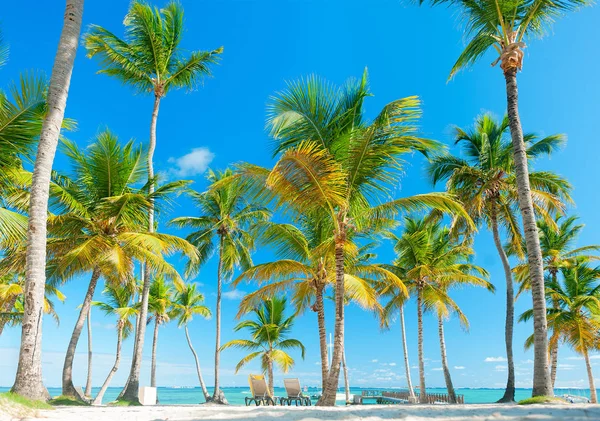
left=245, top=374, right=277, bottom=406
left=281, top=378, right=311, bottom=406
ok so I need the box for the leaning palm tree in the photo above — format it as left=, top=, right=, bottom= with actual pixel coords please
left=221, top=297, right=305, bottom=395
left=84, top=1, right=221, bottom=402
left=172, top=283, right=212, bottom=402
left=386, top=217, right=490, bottom=403
left=91, top=282, right=138, bottom=405
left=148, top=277, right=174, bottom=389
left=172, top=168, right=270, bottom=403
left=417, top=0, right=592, bottom=397
left=238, top=71, right=473, bottom=405
left=520, top=263, right=600, bottom=403
left=11, top=0, right=84, bottom=401
left=0, top=131, right=199, bottom=400
left=514, top=215, right=600, bottom=387
left=428, top=113, right=571, bottom=401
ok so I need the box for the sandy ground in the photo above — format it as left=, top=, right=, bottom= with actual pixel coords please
left=13, top=404, right=600, bottom=421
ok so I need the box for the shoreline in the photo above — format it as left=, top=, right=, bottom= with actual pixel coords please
left=17, top=403, right=600, bottom=421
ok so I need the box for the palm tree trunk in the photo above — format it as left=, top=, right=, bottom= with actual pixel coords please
left=11, top=0, right=83, bottom=401
left=151, top=318, right=159, bottom=388
left=341, top=347, right=350, bottom=404
left=212, top=234, right=228, bottom=404
left=267, top=356, right=274, bottom=397
left=184, top=325, right=211, bottom=402
left=314, top=283, right=328, bottom=391
left=120, top=94, right=161, bottom=403
left=550, top=332, right=559, bottom=389
left=85, top=308, right=93, bottom=398
left=417, top=286, right=427, bottom=404
left=491, top=209, right=515, bottom=403
left=504, top=68, right=552, bottom=397
left=0, top=295, right=18, bottom=336
left=437, top=316, right=456, bottom=404
left=583, top=346, right=597, bottom=404
left=93, top=325, right=123, bottom=406
left=62, top=268, right=101, bottom=399
left=317, top=217, right=347, bottom=406
left=399, top=304, right=416, bottom=401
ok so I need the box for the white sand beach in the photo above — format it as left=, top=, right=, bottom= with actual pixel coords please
left=12, top=404, right=600, bottom=421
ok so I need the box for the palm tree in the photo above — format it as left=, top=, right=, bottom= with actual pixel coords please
left=428, top=113, right=571, bottom=401
left=91, top=283, right=138, bottom=405
left=0, top=274, right=64, bottom=335
left=520, top=263, right=600, bottom=403
left=84, top=1, right=222, bottom=402
left=0, top=27, right=7, bottom=68
left=148, top=277, right=174, bottom=388
left=172, top=168, right=270, bottom=403
left=172, top=283, right=212, bottom=402
left=239, top=71, right=473, bottom=405
left=418, top=0, right=592, bottom=397
left=1, top=131, right=199, bottom=400
left=387, top=217, right=490, bottom=403
left=221, top=297, right=305, bottom=395
left=11, top=0, right=84, bottom=401
left=514, top=215, right=600, bottom=387
left=233, top=218, right=394, bottom=393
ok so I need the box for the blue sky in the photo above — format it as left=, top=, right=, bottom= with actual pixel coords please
left=1, top=0, right=599, bottom=391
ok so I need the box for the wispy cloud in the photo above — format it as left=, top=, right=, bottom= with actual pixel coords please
left=454, top=366, right=465, bottom=370
left=494, top=365, right=507, bottom=371
left=223, top=289, right=245, bottom=300
left=371, top=359, right=378, bottom=363
left=388, top=362, right=397, bottom=367
left=168, top=147, right=214, bottom=177
left=485, top=356, right=507, bottom=362
left=431, top=367, right=443, bottom=371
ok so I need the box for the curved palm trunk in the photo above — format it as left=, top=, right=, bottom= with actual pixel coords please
left=314, top=284, right=328, bottom=391
left=212, top=235, right=228, bottom=404
left=85, top=309, right=93, bottom=398
left=93, top=325, right=123, bottom=406
left=184, top=325, right=211, bottom=402
left=417, top=287, right=427, bottom=403
left=491, top=209, right=515, bottom=403
left=62, top=268, right=101, bottom=399
left=120, top=94, right=161, bottom=403
left=504, top=69, right=552, bottom=397
left=151, top=318, right=159, bottom=388
left=0, top=295, right=18, bottom=336
left=399, top=305, right=416, bottom=400
left=583, top=347, right=597, bottom=404
left=11, top=0, right=83, bottom=401
left=549, top=332, right=559, bottom=389
left=341, top=347, right=350, bottom=404
left=317, top=217, right=347, bottom=406
left=437, top=316, right=456, bottom=404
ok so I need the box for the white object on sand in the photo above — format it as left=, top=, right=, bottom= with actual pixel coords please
left=138, top=387, right=157, bottom=405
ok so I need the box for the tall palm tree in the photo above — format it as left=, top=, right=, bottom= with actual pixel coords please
left=84, top=1, right=222, bottom=402
left=520, top=263, right=600, bottom=403
left=5, top=131, right=198, bottom=400
left=239, top=71, right=473, bottom=405
left=172, top=168, right=270, bottom=403
left=514, top=215, right=600, bottom=387
left=418, top=0, right=592, bottom=397
left=221, top=297, right=305, bottom=395
left=149, top=277, right=174, bottom=389
left=11, top=0, right=84, bottom=401
left=387, top=217, right=490, bottom=403
left=172, top=283, right=212, bottom=402
left=234, top=218, right=395, bottom=392
left=428, top=113, right=571, bottom=401
left=91, top=282, right=138, bottom=405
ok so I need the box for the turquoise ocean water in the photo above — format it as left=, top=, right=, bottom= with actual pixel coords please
left=0, top=386, right=594, bottom=405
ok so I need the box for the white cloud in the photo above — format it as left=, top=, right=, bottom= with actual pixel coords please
left=371, top=359, right=378, bottom=363
left=431, top=367, right=443, bottom=371
left=167, top=147, right=214, bottom=177
left=494, top=365, right=507, bottom=371
left=558, top=364, right=576, bottom=370
left=223, top=289, right=245, bottom=300
left=485, top=356, right=508, bottom=363
left=454, top=366, right=465, bottom=370
left=389, top=362, right=397, bottom=367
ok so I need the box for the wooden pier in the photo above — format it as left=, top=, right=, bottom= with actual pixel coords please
left=353, top=390, right=464, bottom=405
